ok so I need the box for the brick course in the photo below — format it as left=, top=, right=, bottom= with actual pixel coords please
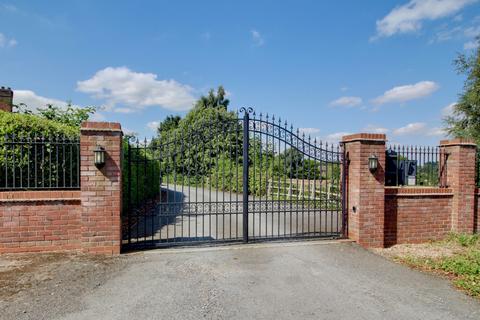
left=385, top=188, right=453, bottom=246
left=0, top=191, right=81, bottom=253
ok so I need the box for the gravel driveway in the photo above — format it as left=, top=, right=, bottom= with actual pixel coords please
left=2, top=241, right=479, bottom=320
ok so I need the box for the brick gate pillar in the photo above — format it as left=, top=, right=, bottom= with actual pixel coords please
left=80, top=122, right=123, bottom=254
left=342, top=133, right=386, bottom=248
left=440, top=138, right=477, bottom=234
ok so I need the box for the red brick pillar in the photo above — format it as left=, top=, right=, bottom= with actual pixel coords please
left=440, top=138, right=477, bottom=234
left=80, top=122, right=123, bottom=254
left=0, top=87, right=13, bottom=112
left=342, top=133, right=386, bottom=248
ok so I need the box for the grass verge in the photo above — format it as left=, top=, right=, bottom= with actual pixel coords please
left=376, top=233, right=480, bottom=297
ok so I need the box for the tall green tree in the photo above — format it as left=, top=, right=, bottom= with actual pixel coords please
left=151, top=86, right=240, bottom=178
left=444, top=37, right=480, bottom=143
left=157, top=115, right=181, bottom=135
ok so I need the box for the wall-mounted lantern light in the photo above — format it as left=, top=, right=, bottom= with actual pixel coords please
left=368, top=154, right=378, bottom=173
left=94, top=146, right=106, bottom=168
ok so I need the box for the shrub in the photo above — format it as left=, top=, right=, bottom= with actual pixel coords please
left=0, top=111, right=80, bottom=189
left=0, top=111, right=78, bottom=138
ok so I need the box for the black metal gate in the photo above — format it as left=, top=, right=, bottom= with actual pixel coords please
left=122, top=108, right=346, bottom=250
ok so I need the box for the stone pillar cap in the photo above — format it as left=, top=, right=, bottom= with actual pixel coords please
left=342, top=133, right=386, bottom=143
left=80, top=121, right=122, bottom=132
left=439, top=138, right=477, bottom=147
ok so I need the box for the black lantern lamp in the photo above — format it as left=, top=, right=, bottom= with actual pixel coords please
left=94, top=146, right=106, bottom=168
left=368, top=154, right=378, bottom=173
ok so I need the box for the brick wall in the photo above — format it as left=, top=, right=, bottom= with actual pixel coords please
left=0, top=122, right=123, bottom=255
left=0, top=191, right=81, bottom=253
left=384, top=188, right=453, bottom=246
left=343, top=135, right=477, bottom=249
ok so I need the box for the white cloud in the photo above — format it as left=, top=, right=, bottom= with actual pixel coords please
left=147, top=121, right=160, bottom=131
left=329, top=96, right=363, bottom=107
left=114, top=107, right=136, bottom=114
left=13, top=89, right=106, bottom=122
left=442, top=102, right=456, bottom=116
left=251, top=29, right=265, bottom=46
left=363, top=124, right=389, bottom=134
left=77, top=67, right=196, bottom=112
left=427, top=127, right=446, bottom=136
left=299, top=128, right=320, bottom=135
left=430, top=25, right=463, bottom=43
left=372, top=81, right=439, bottom=105
left=13, top=90, right=72, bottom=112
left=325, top=132, right=352, bottom=143
left=123, top=128, right=137, bottom=136
left=393, top=122, right=427, bottom=135
left=464, top=40, right=479, bottom=50
left=90, top=112, right=106, bottom=121
left=464, top=25, right=480, bottom=37
left=0, top=33, right=17, bottom=48
left=373, top=0, right=477, bottom=39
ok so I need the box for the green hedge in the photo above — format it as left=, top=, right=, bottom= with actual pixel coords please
left=0, top=111, right=79, bottom=138
left=0, top=112, right=80, bottom=189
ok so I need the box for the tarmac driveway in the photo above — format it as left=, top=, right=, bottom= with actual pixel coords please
left=36, top=241, right=480, bottom=320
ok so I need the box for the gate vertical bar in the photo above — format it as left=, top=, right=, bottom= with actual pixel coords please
left=242, top=109, right=250, bottom=243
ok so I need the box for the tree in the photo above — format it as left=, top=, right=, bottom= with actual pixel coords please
left=151, top=86, right=241, bottom=178
left=157, top=115, right=181, bottom=135
left=14, top=103, right=96, bottom=128
left=444, top=37, right=480, bottom=143
left=195, top=86, right=229, bottom=110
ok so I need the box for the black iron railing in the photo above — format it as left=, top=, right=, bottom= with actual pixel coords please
left=386, top=144, right=448, bottom=187
left=0, top=134, right=80, bottom=190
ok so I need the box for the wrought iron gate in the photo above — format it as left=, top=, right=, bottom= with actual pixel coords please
left=122, top=108, right=346, bottom=250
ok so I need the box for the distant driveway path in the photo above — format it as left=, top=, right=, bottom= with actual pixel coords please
left=129, top=184, right=341, bottom=243
left=33, top=242, right=480, bottom=320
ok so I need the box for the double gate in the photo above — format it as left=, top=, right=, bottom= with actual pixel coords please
left=122, top=108, right=347, bottom=250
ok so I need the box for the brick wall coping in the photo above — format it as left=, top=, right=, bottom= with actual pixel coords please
left=0, top=190, right=81, bottom=202
left=80, top=122, right=122, bottom=132
left=342, top=133, right=386, bottom=143
left=439, top=138, right=477, bottom=147
left=385, top=187, right=453, bottom=197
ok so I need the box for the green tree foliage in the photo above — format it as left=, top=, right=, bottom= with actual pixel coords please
left=0, top=111, right=78, bottom=138
left=444, top=37, right=480, bottom=143
left=14, top=103, right=96, bottom=128
left=151, top=86, right=241, bottom=178
left=157, top=115, right=181, bottom=135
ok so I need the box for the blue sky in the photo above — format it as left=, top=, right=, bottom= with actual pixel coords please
left=1, top=0, right=479, bottom=145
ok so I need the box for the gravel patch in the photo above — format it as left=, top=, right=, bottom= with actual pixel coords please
left=0, top=252, right=129, bottom=320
